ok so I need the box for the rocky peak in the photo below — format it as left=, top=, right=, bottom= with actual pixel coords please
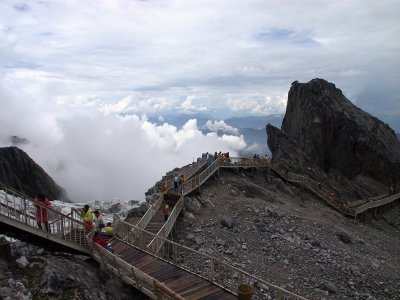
left=0, top=146, right=68, bottom=201
left=280, top=78, right=400, bottom=186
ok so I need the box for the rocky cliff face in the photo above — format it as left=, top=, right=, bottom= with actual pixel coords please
left=0, top=146, right=67, bottom=201
left=280, top=78, right=400, bottom=186
left=266, top=124, right=386, bottom=200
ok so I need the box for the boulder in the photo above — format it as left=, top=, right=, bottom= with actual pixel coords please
left=107, top=203, right=122, bottom=213
left=15, top=256, right=29, bottom=269
left=125, top=202, right=149, bottom=219
left=183, top=212, right=195, bottom=221
left=221, top=216, right=235, bottom=229
left=337, top=232, right=352, bottom=244
left=186, top=197, right=202, bottom=212
left=321, top=281, right=339, bottom=294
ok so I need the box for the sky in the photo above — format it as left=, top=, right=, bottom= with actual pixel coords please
left=0, top=0, right=399, bottom=202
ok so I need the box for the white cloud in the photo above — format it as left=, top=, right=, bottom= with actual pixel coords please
left=99, top=96, right=132, bottom=114
left=205, top=120, right=239, bottom=135
left=221, top=135, right=247, bottom=152
left=1, top=0, right=398, bottom=122
left=227, top=94, right=287, bottom=115
left=180, top=96, right=208, bottom=112
left=0, top=82, right=243, bottom=202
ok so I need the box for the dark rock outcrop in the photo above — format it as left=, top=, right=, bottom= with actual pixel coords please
left=0, top=146, right=67, bottom=201
left=280, top=78, right=400, bottom=186
left=266, top=124, right=386, bottom=200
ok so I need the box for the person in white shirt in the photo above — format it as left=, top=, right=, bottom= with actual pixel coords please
left=93, top=210, right=104, bottom=232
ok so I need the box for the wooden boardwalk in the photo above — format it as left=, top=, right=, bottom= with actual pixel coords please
left=110, top=238, right=236, bottom=300
left=143, top=193, right=181, bottom=245
left=0, top=160, right=312, bottom=300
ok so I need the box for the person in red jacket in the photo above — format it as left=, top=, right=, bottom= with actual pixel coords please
left=35, top=194, right=52, bottom=232
left=162, top=182, right=168, bottom=196
left=92, top=231, right=108, bottom=248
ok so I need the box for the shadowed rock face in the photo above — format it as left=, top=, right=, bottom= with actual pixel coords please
left=0, top=146, right=68, bottom=201
left=266, top=124, right=387, bottom=200
left=281, top=78, right=400, bottom=186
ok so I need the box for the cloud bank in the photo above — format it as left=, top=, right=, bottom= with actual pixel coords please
left=0, top=83, right=246, bottom=202
left=0, top=0, right=399, bottom=124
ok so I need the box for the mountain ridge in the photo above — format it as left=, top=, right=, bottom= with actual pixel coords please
left=0, top=146, right=68, bottom=201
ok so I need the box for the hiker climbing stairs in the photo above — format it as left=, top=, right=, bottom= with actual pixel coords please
left=143, top=193, right=181, bottom=246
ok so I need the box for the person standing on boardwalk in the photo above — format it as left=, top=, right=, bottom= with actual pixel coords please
left=93, top=210, right=105, bottom=232
left=162, top=182, right=168, bottom=196
left=35, top=194, right=51, bottom=232
left=163, top=204, right=169, bottom=222
left=81, top=204, right=93, bottom=232
left=92, top=231, right=108, bottom=248
left=179, top=175, right=185, bottom=194
left=173, top=173, right=179, bottom=190
left=105, top=222, right=113, bottom=234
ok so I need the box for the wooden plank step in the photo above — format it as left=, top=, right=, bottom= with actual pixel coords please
left=117, top=248, right=138, bottom=261
left=164, top=272, right=201, bottom=291
left=110, top=240, right=131, bottom=255
left=151, top=264, right=180, bottom=281
left=180, top=282, right=213, bottom=297
left=200, top=289, right=237, bottom=300
left=172, top=277, right=206, bottom=294
left=130, top=255, right=158, bottom=269
left=139, top=259, right=170, bottom=274
left=119, top=248, right=145, bottom=262
left=184, top=284, right=221, bottom=300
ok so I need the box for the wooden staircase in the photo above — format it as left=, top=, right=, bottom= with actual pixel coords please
left=143, top=193, right=181, bottom=246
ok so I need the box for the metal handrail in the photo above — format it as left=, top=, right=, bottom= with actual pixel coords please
left=354, top=192, right=400, bottom=215
left=135, top=159, right=207, bottom=230
left=147, top=194, right=185, bottom=253
left=114, top=215, right=307, bottom=300
left=0, top=185, right=88, bottom=247
left=90, top=240, right=185, bottom=300
left=181, top=157, right=221, bottom=195
left=219, top=157, right=270, bottom=168
left=136, top=194, right=164, bottom=229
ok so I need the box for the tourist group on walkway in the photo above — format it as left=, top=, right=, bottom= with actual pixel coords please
left=33, top=194, right=113, bottom=251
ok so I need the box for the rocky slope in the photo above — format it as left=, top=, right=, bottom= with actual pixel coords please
left=0, top=238, right=148, bottom=300
left=281, top=79, right=400, bottom=187
left=0, top=146, right=67, bottom=201
left=174, top=168, right=400, bottom=300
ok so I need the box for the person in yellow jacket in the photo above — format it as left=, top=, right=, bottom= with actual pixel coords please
left=163, top=204, right=169, bottom=222
left=81, top=204, right=93, bottom=232
left=105, top=222, right=113, bottom=234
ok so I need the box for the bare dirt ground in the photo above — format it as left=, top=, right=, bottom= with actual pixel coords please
left=173, top=168, right=400, bottom=300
